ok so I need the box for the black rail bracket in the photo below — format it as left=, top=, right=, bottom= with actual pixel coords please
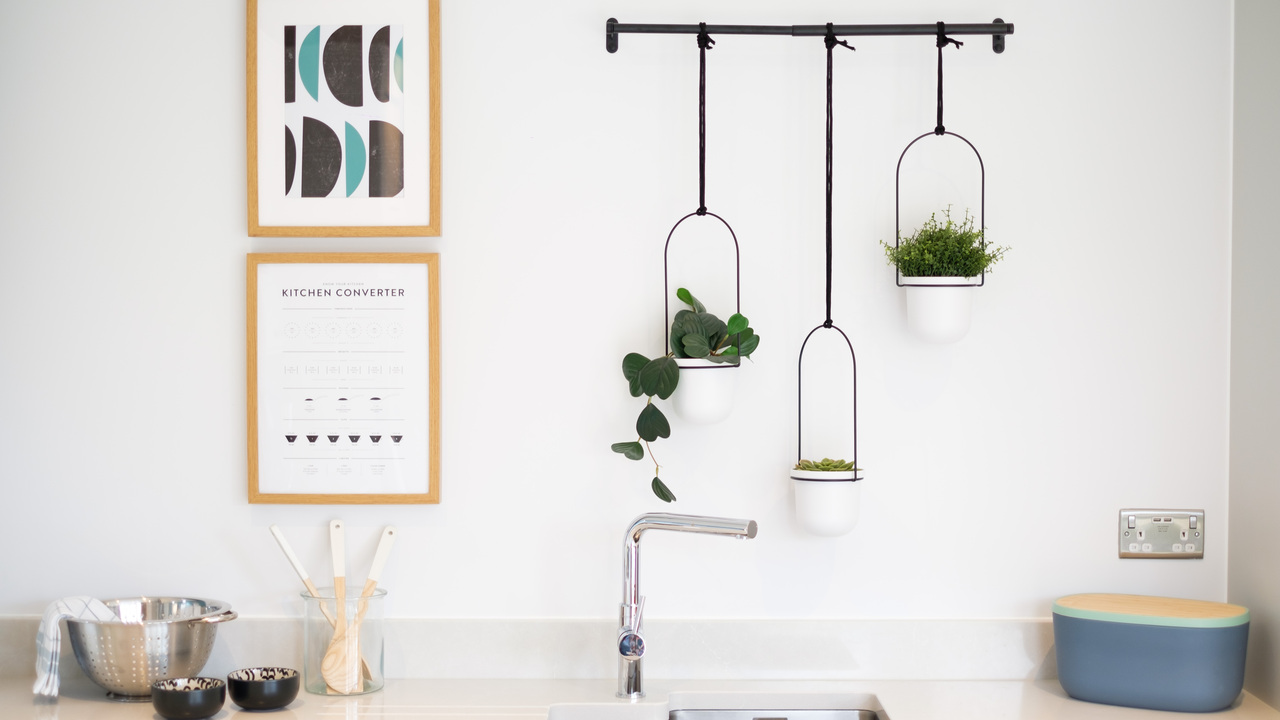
left=607, top=17, right=619, bottom=53
left=993, top=18, right=1008, bottom=53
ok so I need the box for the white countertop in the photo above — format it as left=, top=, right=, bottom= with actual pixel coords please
left=8, top=677, right=1280, bottom=720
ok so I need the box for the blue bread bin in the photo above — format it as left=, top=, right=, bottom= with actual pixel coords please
left=1053, top=593, right=1249, bottom=712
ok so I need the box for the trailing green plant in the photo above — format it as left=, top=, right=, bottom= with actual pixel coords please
left=794, top=458, right=860, bottom=472
left=611, top=288, right=760, bottom=503
left=882, top=206, right=1007, bottom=278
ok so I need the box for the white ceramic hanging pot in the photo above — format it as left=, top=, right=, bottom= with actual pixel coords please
left=671, top=357, right=739, bottom=424
left=791, top=468, right=862, bottom=537
left=901, top=276, right=975, bottom=344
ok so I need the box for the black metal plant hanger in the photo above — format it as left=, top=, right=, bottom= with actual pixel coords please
left=796, top=25, right=860, bottom=478
left=894, top=22, right=988, bottom=288
left=663, top=24, right=741, bottom=358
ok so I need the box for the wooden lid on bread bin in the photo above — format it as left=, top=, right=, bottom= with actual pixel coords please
left=1053, top=593, right=1249, bottom=628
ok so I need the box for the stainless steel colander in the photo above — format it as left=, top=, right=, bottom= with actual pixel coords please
left=65, top=597, right=236, bottom=699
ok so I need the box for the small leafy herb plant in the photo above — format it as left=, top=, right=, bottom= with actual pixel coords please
left=611, top=288, right=760, bottom=502
left=882, top=206, right=1007, bottom=278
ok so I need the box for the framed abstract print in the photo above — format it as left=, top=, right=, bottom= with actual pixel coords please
left=248, top=0, right=441, bottom=236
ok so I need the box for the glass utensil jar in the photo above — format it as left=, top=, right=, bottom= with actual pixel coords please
left=301, top=587, right=386, bottom=695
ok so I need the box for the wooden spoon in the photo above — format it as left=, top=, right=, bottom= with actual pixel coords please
left=320, top=519, right=360, bottom=694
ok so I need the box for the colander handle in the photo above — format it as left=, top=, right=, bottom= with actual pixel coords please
left=196, top=610, right=238, bottom=624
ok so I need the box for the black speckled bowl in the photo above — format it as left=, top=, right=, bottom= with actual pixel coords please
left=227, top=667, right=300, bottom=710
left=151, top=677, right=225, bottom=720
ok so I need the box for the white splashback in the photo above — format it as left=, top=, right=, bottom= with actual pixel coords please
left=0, top=0, right=1235, bottom=630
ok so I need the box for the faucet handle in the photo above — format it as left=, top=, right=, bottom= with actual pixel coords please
left=618, top=629, right=645, bottom=659
left=617, top=596, right=646, bottom=659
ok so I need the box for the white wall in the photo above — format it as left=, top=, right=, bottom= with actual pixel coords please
left=1230, top=0, right=1280, bottom=708
left=0, top=1, right=1234, bottom=622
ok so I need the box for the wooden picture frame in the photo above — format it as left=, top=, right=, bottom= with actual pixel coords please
left=247, top=0, right=441, bottom=236
left=247, top=253, right=441, bottom=504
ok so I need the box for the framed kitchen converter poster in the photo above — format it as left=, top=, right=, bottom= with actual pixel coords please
left=247, top=0, right=441, bottom=236
left=247, top=253, right=441, bottom=504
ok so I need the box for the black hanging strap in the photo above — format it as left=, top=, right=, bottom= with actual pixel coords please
left=824, top=26, right=834, bottom=326
left=935, top=22, right=962, bottom=135
left=695, top=23, right=714, bottom=215
left=697, top=21, right=715, bottom=50
left=822, top=24, right=852, bottom=328
left=823, top=22, right=856, bottom=52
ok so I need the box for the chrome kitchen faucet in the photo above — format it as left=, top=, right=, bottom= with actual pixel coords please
left=617, top=512, right=758, bottom=700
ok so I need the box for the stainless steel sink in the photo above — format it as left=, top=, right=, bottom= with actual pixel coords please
left=670, top=707, right=880, bottom=712
left=545, top=691, right=884, bottom=720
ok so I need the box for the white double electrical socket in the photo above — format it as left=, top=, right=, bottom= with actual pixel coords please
left=1118, top=509, right=1205, bottom=559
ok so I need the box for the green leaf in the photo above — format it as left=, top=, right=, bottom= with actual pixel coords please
left=681, top=333, right=711, bottom=358
left=726, top=313, right=748, bottom=335
left=622, top=353, right=649, bottom=398
left=669, top=311, right=702, bottom=359
left=737, top=329, right=759, bottom=358
left=611, top=442, right=644, bottom=461
left=669, top=310, right=690, bottom=358
left=697, top=312, right=727, bottom=342
left=651, top=477, right=677, bottom=503
left=706, top=352, right=737, bottom=364
left=676, top=288, right=706, bottom=313
left=636, top=403, right=671, bottom=442
left=638, top=356, right=680, bottom=400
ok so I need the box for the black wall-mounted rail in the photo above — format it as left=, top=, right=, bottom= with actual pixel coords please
left=606, top=19, right=1014, bottom=54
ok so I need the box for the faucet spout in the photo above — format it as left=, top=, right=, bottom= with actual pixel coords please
left=622, top=513, right=757, bottom=606
left=617, top=512, right=758, bottom=700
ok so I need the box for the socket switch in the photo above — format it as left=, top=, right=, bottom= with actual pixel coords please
left=1118, top=509, right=1204, bottom=559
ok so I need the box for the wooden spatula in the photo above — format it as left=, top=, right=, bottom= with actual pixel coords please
left=320, top=519, right=360, bottom=694
left=353, top=526, right=397, bottom=626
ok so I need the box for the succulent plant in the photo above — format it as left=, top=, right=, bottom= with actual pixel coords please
left=794, top=457, right=860, bottom=472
